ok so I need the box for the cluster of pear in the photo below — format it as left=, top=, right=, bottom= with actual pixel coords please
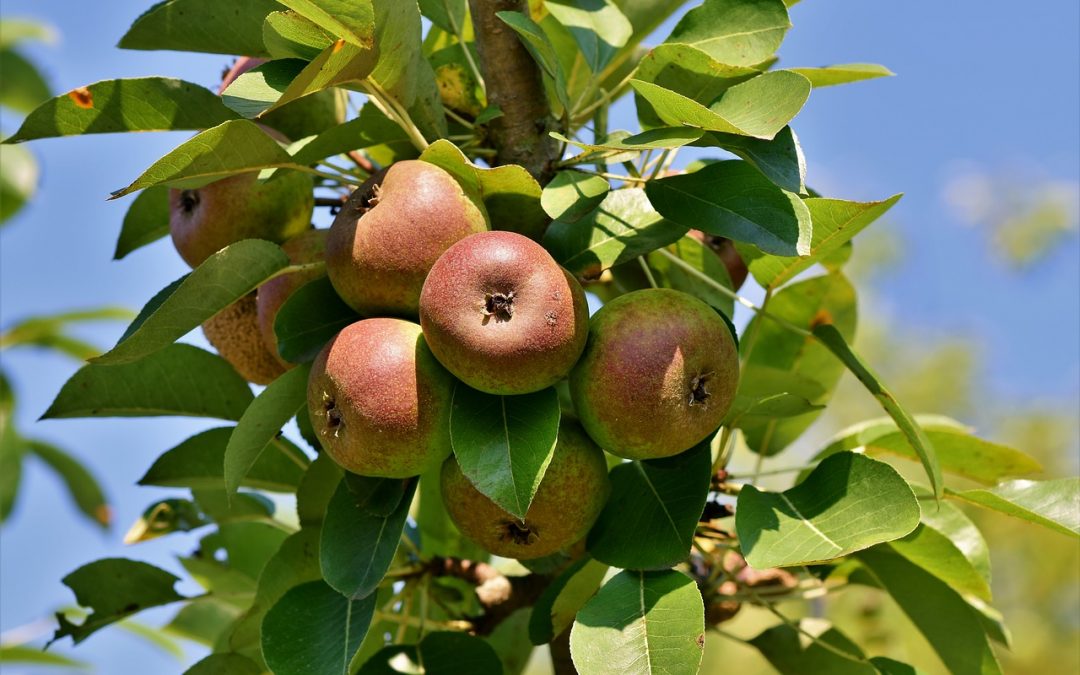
left=172, top=147, right=740, bottom=562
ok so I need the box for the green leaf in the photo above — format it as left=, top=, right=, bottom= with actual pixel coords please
left=418, top=140, right=547, bottom=240
left=0, top=49, right=52, bottom=114
left=274, top=276, right=361, bottom=364
left=357, top=632, right=504, bottom=674
left=43, top=344, right=254, bottom=420
left=812, top=416, right=1042, bottom=486
left=1, top=307, right=131, bottom=360
left=262, top=580, right=377, bottom=675
left=98, top=240, right=289, bottom=365
left=113, top=186, right=170, bottom=259
left=541, top=170, right=610, bottom=223
left=5, top=79, right=240, bottom=144
left=857, top=547, right=1003, bottom=675
left=27, top=440, right=110, bottom=528
left=587, top=438, right=711, bottom=570
left=185, top=653, right=262, bottom=675
left=224, top=364, right=311, bottom=495
left=118, top=0, right=280, bottom=56
left=913, top=487, right=992, bottom=588
left=0, top=142, right=38, bottom=224
left=544, top=188, right=688, bottom=280
left=220, top=59, right=309, bottom=118
left=948, top=478, right=1080, bottom=538
left=0, top=19, right=57, bottom=50
left=496, top=11, right=571, bottom=113
left=545, top=0, right=632, bottom=74
left=51, top=558, right=188, bottom=645
left=229, top=527, right=323, bottom=658
left=631, top=70, right=810, bottom=140
left=0, top=645, right=88, bottom=669
left=554, top=127, right=706, bottom=155
left=643, top=235, right=736, bottom=318
left=888, top=523, right=992, bottom=602
left=122, top=498, right=210, bottom=544
left=232, top=45, right=377, bottom=116
left=109, top=120, right=298, bottom=199
left=140, top=427, right=306, bottom=492
left=264, top=10, right=335, bottom=60
left=198, top=520, right=288, bottom=579
left=0, top=375, right=21, bottom=523
left=813, top=323, right=943, bottom=497
left=790, top=63, right=894, bottom=88
left=702, top=126, right=806, bottom=194
left=290, top=103, right=414, bottom=166
left=368, top=0, right=447, bottom=141
left=749, top=618, right=874, bottom=675
left=666, top=0, right=791, bottom=66
left=738, top=273, right=856, bottom=456
left=418, top=0, right=468, bottom=34
left=741, top=195, right=901, bottom=289
left=165, top=598, right=241, bottom=646
left=529, top=557, right=609, bottom=645
left=449, top=385, right=561, bottom=520
left=276, top=0, right=376, bottom=49
left=633, top=44, right=759, bottom=129
left=570, top=570, right=704, bottom=675
left=321, top=476, right=418, bottom=599
left=297, top=452, right=343, bottom=526
left=646, top=160, right=811, bottom=256
left=736, top=452, right=920, bottom=568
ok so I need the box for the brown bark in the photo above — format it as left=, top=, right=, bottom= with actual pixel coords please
left=432, top=557, right=550, bottom=635
left=468, top=0, right=560, bottom=181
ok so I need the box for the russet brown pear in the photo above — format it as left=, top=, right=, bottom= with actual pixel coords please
left=326, top=161, right=488, bottom=317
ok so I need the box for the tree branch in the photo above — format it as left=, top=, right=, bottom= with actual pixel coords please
left=468, top=0, right=560, bottom=181
left=432, top=557, right=550, bottom=635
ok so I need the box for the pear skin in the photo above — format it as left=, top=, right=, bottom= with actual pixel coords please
left=307, top=318, right=454, bottom=478
left=440, top=421, right=610, bottom=559
left=569, top=288, right=739, bottom=460
left=256, top=228, right=329, bottom=367
left=203, top=293, right=286, bottom=385
left=419, top=231, right=589, bottom=395
left=326, top=161, right=488, bottom=317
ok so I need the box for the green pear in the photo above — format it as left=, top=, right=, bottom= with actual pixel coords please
left=326, top=160, right=488, bottom=317
left=169, top=170, right=314, bottom=268
left=307, top=318, right=454, bottom=478
left=570, top=288, right=739, bottom=460
left=419, top=231, right=589, bottom=395
left=440, top=421, right=610, bottom=559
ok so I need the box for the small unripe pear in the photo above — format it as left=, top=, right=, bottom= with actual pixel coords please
left=169, top=171, right=314, bottom=268
left=307, top=318, right=454, bottom=478
left=326, top=160, right=488, bottom=317
left=570, top=288, right=739, bottom=460
left=419, top=231, right=589, bottom=395
left=440, top=421, right=610, bottom=559
left=256, top=228, right=329, bottom=367
left=203, top=293, right=286, bottom=385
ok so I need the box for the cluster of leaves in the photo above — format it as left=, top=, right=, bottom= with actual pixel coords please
left=4, top=1, right=1079, bottom=674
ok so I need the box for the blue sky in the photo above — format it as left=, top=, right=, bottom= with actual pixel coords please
left=1, top=1, right=1077, bottom=673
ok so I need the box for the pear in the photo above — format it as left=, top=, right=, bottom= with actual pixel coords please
left=307, top=318, right=454, bottom=478
left=419, top=231, right=589, bottom=395
left=203, top=293, right=286, bottom=385
left=440, top=421, right=610, bottom=559
left=256, top=228, right=329, bottom=367
left=326, top=161, right=488, bottom=317
left=169, top=170, right=314, bottom=268
left=569, top=288, right=739, bottom=460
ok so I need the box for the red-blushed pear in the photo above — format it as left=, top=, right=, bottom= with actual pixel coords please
left=688, top=230, right=749, bottom=290
left=440, top=420, right=610, bottom=560
left=326, top=160, right=488, bottom=317
left=418, top=231, right=589, bottom=395
left=307, top=318, right=455, bottom=478
left=203, top=293, right=286, bottom=385
left=169, top=170, right=314, bottom=268
left=256, top=228, right=329, bottom=368
left=569, top=288, right=739, bottom=460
